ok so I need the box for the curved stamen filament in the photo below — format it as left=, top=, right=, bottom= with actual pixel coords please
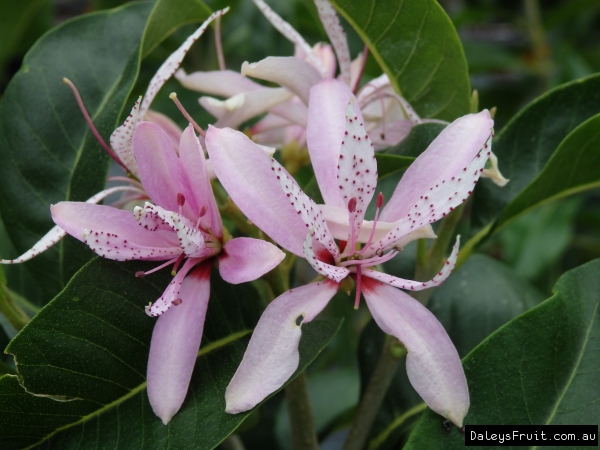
left=62, top=78, right=130, bottom=173
left=170, top=253, right=186, bottom=276
left=107, top=176, right=144, bottom=189
left=169, top=92, right=206, bottom=137
left=359, top=192, right=384, bottom=254
left=340, top=197, right=358, bottom=258
left=136, top=256, right=181, bottom=278
left=338, top=249, right=398, bottom=267
left=352, top=45, right=369, bottom=94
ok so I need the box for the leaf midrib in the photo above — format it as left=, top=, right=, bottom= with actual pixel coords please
left=23, top=329, right=251, bottom=450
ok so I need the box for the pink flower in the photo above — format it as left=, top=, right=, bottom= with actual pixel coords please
left=205, top=79, right=494, bottom=427
left=51, top=122, right=285, bottom=425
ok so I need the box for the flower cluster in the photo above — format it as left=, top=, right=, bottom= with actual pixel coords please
left=1, top=0, right=506, bottom=430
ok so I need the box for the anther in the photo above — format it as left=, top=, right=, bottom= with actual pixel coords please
left=348, top=197, right=357, bottom=213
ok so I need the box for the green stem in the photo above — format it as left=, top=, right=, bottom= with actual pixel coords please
left=342, top=336, right=404, bottom=450
left=285, top=371, right=319, bottom=450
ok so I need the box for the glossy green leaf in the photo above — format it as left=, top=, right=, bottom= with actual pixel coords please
left=375, top=154, right=414, bottom=180
left=471, top=73, right=600, bottom=233
left=0, top=0, right=51, bottom=82
left=0, top=258, right=341, bottom=449
left=494, top=113, right=600, bottom=232
left=361, top=255, right=543, bottom=449
left=331, top=0, right=471, bottom=121
left=404, top=257, right=600, bottom=448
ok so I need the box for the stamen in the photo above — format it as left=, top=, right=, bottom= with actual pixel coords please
left=359, top=192, right=384, bottom=255
left=177, top=193, right=185, bottom=215
left=107, top=176, right=144, bottom=189
left=354, top=265, right=362, bottom=310
left=341, top=197, right=358, bottom=258
left=215, top=15, right=226, bottom=71
left=171, top=253, right=186, bottom=276
left=339, top=249, right=398, bottom=267
left=352, top=45, right=369, bottom=94
left=196, top=205, right=208, bottom=228
left=169, top=92, right=206, bottom=137
left=62, top=78, right=129, bottom=172
left=136, top=256, right=181, bottom=277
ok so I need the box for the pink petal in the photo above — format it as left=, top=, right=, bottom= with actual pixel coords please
left=381, top=110, right=494, bottom=222
left=271, top=158, right=340, bottom=261
left=303, top=233, right=349, bottom=283
left=133, top=122, right=194, bottom=218
left=205, top=126, right=307, bottom=256
left=147, top=263, right=211, bottom=424
left=368, top=119, right=414, bottom=150
left=219, top=237, right=285, bottom=284
left=175, top=69, right=263, bottom=97
left=314, top=0, right=351, bottom=86
left=109, top=97, right=141, bottom=177
left=51, top=202, right=181, bottom=261
left=362, top=236, right=460, bottom=291
left=252, top=113, right=293, bottom=134
left=349, top=51, right=365, bottom=92
left=338, top=101, right=377, bottom=240
left=270, top=99, right=308, bottom=127
left=140, top=8, right=230, bottom=117
left=251, top=0, right=328, bottom=77
left=144, top=110, right=183, bottom=154
left=367, top=134, right=491, bottom=255
left=2, top=186, right=143, bottom=264
left=361, top=278, right=469, bottom=426
left=225, top=279, right=338, bottom=413
left=306, top=79, right=356, bottom=208
left=210, top=88, right=293, bottom=129
left=308, top=43, right=337, bottom=78
left=241, top=57, right=321, bottom=105
left=178, top=125, right=223, bottom=237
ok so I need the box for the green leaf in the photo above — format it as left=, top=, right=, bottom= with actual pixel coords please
left=362, top=255, right=543, bottom=449
left=0, top=0, right=51, bottom=80
left=471, top=73, right=600, bottom=233
left=0, top=2, right=152, bottom=298
left=142, top=0, right=211, bottom=57
left=330, top=0, right=471, bottom=121
left=0, top=258, right=341, bottom=449
left=405, top=257, right=600, bottom=448
left=375, top=154, right=414, bottom=180
left=494, top=113, right=600, bottom=232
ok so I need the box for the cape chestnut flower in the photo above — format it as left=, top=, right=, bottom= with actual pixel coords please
left=206, top=79, right=494, bottom=427
left=51, top=123, right=284, bottom=425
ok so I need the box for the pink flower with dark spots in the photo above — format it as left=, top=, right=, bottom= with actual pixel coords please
left=51, top=122, right=284, bottom=425
left=206, top=79, right=494, bottom=427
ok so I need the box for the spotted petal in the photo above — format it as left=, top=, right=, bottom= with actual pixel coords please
left=251, top=0, right=327, bottom=77
left=51, top=202, right=181, bottom=261
left=271, top=158, right=339, bottom=261
left=139, top=8, right=230, bottom=116
left=145, top=258, right=201, bottom=317
left=314, top=0, right=351, bottom=86
left=338, top=100, right=378, bottom=242
left=225, top=279, right=338, bottom=413
left=109, top=97, right=141, bottom=177
left=381, top=110, right=493, bottom=222
left=361, top=278, right=469, bottom=427
left=303, top=232, right=349, bottom=283
left=175, top=68, right=263, bottom=97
